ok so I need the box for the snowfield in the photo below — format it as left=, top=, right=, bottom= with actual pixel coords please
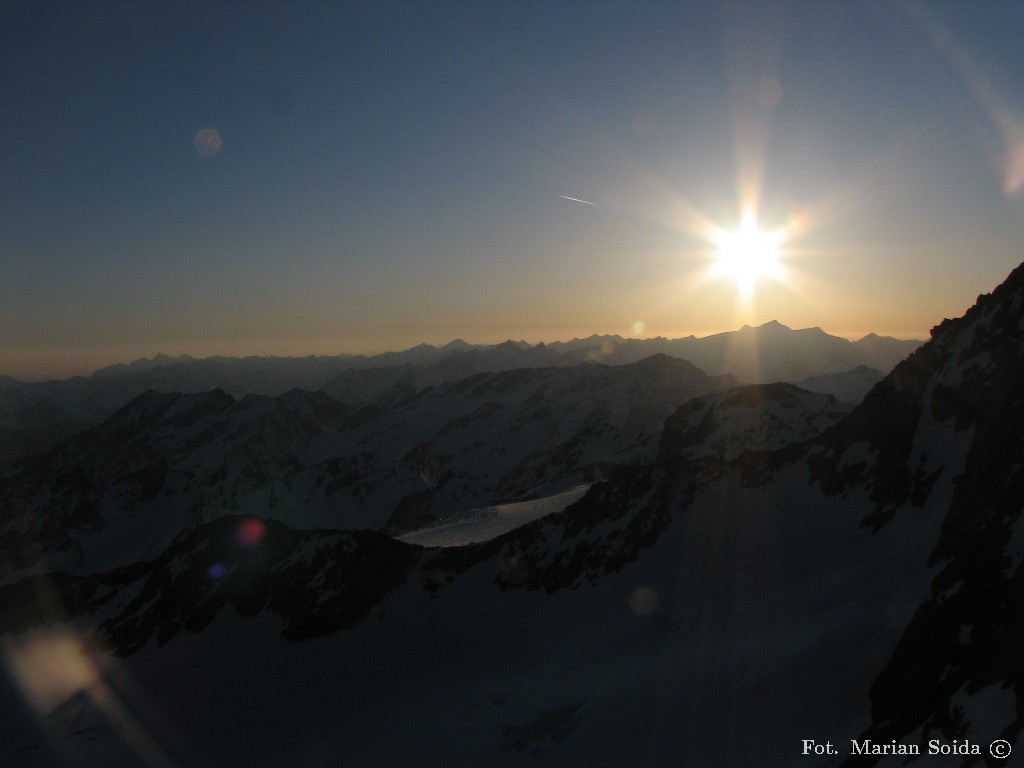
left=395, top=484, right=592, bottom=547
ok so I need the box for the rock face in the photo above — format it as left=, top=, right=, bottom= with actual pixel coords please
left=0, top=265, right=1020, bottom=767
left=819, top=264, right=1024, bottom=764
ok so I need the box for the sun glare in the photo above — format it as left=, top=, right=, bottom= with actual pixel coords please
left=712, top=216, right=785, bottom=298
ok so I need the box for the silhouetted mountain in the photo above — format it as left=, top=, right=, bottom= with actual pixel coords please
left=806, top=264, right=1024, bottom=763
left=0, top=325, right=920, bottom=466
left=796, top=365, right=886, bottom=403
left=92, top=353, right=197, bottom=377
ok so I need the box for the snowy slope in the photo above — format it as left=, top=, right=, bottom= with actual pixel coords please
left=0, top=459, right=941, bottom=767
left=0, top=355, right=733, bottom=578
left=659, top=382, right=851, bottom=462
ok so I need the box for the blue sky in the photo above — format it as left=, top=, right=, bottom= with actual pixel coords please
left=3, top=1, right=1024, bottom=378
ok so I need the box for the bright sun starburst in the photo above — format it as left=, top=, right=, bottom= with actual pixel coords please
left=711, top=214, right=785, bottom=299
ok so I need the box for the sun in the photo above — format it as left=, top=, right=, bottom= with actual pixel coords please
left=711, top=217, right=784, bottom=297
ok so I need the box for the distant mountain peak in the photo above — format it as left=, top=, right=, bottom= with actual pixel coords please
left=92, top=353, right=196, bottom=377
left=739, top=320, right=792, bottom=333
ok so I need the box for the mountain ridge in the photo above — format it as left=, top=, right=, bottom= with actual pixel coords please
left=51, top=320, right=919, bottom=382
left=0, top=353, right=744, bottom=578
left=0, top=323, right=922, bottom=467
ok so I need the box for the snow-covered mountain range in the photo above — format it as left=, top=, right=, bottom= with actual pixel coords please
left=5, top=268, right=1021, bottom=768
left=0, top=323, right=918, bottom=465
left=0, top=354, right=739, bottom=578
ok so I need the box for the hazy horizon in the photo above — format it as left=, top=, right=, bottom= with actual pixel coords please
left=3, top=3, right=1022, bottom=381
left=3, top=318, right=928, bottom=382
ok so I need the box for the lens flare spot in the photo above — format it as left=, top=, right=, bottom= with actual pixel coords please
left=632, top=320, right=646, bottom=335
left=236, top=518, right=266, bottom=547
left=756, top=77, right=783, bottom=107
left=208, top=562, right=227, bottom=579
left=4, top=630, right=100, bottom=712
left=586, top=339, right=618, bottom=362
left=496, top=553, right=532, bottom=587
left=628, top=585, right=659, bottom=617
left=1003, top=136, right=1024, bottom=195
left=786, top=206, right=809, bottom=234
left=193, top=127, right=223, bottom=158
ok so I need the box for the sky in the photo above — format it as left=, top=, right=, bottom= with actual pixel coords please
left=3, top=1, right=1024, bottom=379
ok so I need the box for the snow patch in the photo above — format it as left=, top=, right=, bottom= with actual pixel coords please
left=395, top=485, right=592, bottom=547
left=949, top=683, right=1018, bottom=742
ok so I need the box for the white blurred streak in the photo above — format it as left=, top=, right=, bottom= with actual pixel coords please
left=907, top=3, right=1024, bottom=196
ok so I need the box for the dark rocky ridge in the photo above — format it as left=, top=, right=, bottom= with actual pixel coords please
left=832, top=263, right=1024, bottom=765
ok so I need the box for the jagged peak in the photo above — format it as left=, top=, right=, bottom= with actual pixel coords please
left=927, top=260, right=1024, bottom=345
left=806, top=258, right=1024, bottom=514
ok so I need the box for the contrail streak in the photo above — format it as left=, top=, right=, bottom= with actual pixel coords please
left=559, top=195, right=597, bottom=206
